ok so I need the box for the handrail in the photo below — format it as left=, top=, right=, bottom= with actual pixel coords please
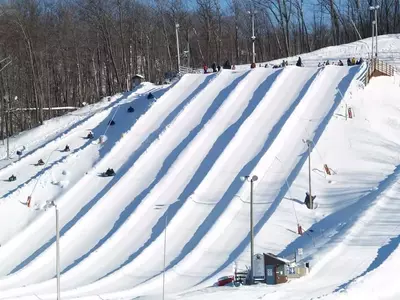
left=370, top=58, right=395, bottom=77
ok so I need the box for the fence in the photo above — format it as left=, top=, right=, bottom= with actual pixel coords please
left=370, top=58, right=396, bottom=76
left=178, top=66, right=201, bottom=75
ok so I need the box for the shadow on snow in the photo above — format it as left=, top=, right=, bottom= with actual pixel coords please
left=60, top=74, right=217, bottom=275
left=9, top=86, right=170, bottom=275
left=195, top=66, right=360, bottom=286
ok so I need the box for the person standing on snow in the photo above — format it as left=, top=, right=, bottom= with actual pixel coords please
left=211, top=62, right=217, bottom=72
left=296, top=57, right=302, bottom=67
left=203, top=64, right=208, bottom=74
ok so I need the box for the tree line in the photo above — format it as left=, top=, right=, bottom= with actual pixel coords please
left=0, top=0, right=399, bottom=138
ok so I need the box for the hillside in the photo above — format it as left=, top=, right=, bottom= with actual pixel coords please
left=0, top=36, right=399, bottom=300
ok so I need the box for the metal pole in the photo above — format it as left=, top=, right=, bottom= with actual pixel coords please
left=374, top=0, right=378, bottom=58
left=187, top=32, right=190, bottom=69
left=307, top=141, right=313, bottom=210
left=250, top=178, right=254, bottom=284
left=371, top=16, right=374, bottom=62
left=6, top=96, right=10, bottom=159
left=55, top=204, right=61, bottom=300
left=251, top=12, right=255, bottom=64
left=175, top=24, right=180, bottom=73
left=162, top=212, right=167, bottom=300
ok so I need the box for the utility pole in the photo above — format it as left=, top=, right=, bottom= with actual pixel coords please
left=153, top=200, right=180, bottom=300
left=48, top=201, right=61, bottom=300
left=0, top=57, right=12, bottom=154
left=370, top=0, right=380, bottom=58
left=374, top=0, right=379, bottom=58
left=304, top=140, right=314, bottom=210
left=175, top=23, right=180, bottom=73
left=250, top=176, right=255, bottom=283
left=248, top=9, right=256, bottom=65
left=5, top=95, right=10, bottom=159
left=240, top=174, right=258, bottom=284
left=251, top=12, right=255, bottom=64
left=371, top=12, right=374, bottom=62
left=187, top=30, right=190, bottom=69
left=55, top=203, right=60, bottom=300
left=162, top=212, right=167, bottom=300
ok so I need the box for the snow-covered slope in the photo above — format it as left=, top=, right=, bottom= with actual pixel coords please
left=237, top=34, right=400, bottom=70
left=0, top=35, right=400, bottom=300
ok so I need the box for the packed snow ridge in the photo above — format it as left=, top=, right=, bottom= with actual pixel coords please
left=0, top=35, right=399, bottom=300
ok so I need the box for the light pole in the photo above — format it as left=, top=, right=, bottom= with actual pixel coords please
left=240, top=174, right=258, bottom=284
left=247, top=10, right=256, bottom=64
left=369, top=1, right=380, bottom=58
left=162, top=212, right=167, bottom=300
left=154, top=200, right=179, bottom=300
left=303, top=139, right=315, bottom=210
left=0, top=57, right=12, bottom=155
left=48, top=200, right=60, bottom=300
left=5, top=95, right=10, bottom=159
left=175, top=23, right=181, bottom=73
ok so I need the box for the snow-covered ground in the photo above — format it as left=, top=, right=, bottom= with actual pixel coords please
left=0, top=35, right=399, bottom=300
left=238, top=34, right=400, bottom=70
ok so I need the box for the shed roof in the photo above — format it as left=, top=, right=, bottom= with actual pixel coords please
left=264, top=253, right=292, bottom=265
left=133, top=74, right=145, bottom=79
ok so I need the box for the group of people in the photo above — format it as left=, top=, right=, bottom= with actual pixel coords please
left=203, top=60, right=235, bottom=73
left=268, top=57, right=301, bottom=69
left=316, top=57, right=364, bottom=67
left=347, top=57, right=363, bottom=66
left=202, top=54, right=365, bottom=74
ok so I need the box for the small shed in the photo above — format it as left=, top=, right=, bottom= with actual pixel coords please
left=264, top=253, right=291, bottom=285
left=132, top=74, right=145, bottom=89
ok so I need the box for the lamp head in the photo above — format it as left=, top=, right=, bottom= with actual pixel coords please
left=240, top=176, right=248, bottom=182
left=251, top=175, right=258, bottom=182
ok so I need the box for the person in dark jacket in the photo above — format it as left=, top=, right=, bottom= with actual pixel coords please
left=127, top=106, right=135, bottom=113
left=203, top=64, right=208, bottom=73
left=211, top=62, right=217, bottom=72
left=223, top=60, right=231, bottom=69
left=347, top=58, right=352, bottom=66
left=296, top=57, right=302, bottom=67
left=217, top=65, right=221, bottom=72
left=63, top=145, right=70, bottom=152
left=87, top=132, right=94, bottom=139
left=103, top=168, right=115, bottom=177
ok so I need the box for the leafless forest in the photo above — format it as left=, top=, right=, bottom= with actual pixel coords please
left=0, top=0, right=399, bottom=137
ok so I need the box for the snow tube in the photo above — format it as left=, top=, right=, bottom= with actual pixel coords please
left=217, top=275, right=234, bottom=286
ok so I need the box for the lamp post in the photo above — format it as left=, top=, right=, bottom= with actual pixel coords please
left=369, top=1, right=380, bottom=58
left=247, top=10, right=256, bottom=64
left=48, top=201, right=60, bottom=300
left=240, top=174, right=258, bottom=284
left=175, top=23, right=181, bottom=73
left=154, top=200, right=179, bottom=300
left=0, top=57, right=12, bottom=156
left=303, top=139, right=315, bottom=210
left=162, top=212, right=167, bottom=300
